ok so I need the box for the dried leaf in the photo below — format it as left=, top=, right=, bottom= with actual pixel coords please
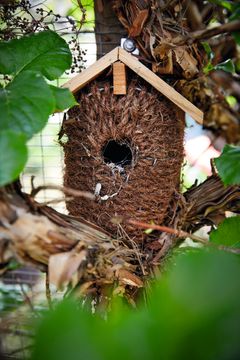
left=49, top=250, right=86, bottom=288
left=152, top=51, right=173, bottom=74
left=116, top=268, right=143, bottom=287
left=129, top=9, right=149, bottom=37
left=173, top=46, right=199, bottom=79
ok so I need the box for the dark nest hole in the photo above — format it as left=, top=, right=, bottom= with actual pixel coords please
left=102, top=139, right=133, bottom=166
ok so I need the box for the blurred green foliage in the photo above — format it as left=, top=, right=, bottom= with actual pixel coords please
left=210, top=217, right=240, bottom=248
left=31, top=249, right=240, bottom=360
left=67, top=0, right=94, bottom=29
left=0, top=283, right=25, bottom=313
left=215, top=145, right=240, bottom=185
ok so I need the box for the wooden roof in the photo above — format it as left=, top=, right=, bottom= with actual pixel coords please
left=62, top=47, right=203, bottom=124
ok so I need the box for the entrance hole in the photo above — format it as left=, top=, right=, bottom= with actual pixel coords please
left=102, top=140, right=132, bottom=166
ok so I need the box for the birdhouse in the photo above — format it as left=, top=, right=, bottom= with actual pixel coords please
left=61, top=47, right=203, bottom=239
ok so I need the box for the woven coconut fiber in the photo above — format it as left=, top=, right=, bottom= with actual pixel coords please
left=62, top=80, right=184, bottom=239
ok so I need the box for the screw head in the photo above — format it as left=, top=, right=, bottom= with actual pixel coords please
left=123, top=38, right=136, bottom=53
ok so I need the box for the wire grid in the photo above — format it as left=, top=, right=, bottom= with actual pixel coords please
left=20, top=30, right=126, bottom=212
left=0, top=33, right=98, bottom=359
left=21, top=31, right=97, bottom=213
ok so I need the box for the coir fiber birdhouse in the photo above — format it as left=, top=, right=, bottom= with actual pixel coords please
left=61, top=47, right=203, bottom=239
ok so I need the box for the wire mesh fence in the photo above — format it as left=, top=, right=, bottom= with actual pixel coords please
left=1, top=28, right=98, bottom=359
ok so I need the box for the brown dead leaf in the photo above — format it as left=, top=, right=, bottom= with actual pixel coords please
left=129, top=9, right=149, bottom=37
left=152, top=51, right=173, bottom=74
left=173, top=46, right=198, bottom=79
left=116, top=268, right=143, bottom=288
left=49, top=250, right=86, bottom=288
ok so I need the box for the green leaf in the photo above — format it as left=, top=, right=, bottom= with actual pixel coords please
left=233, top=31, right=240, bottom=45
left=0, top=130, right=28, bottom=186
left=210, top=217, right=240, bottom=248
left=229, top=4, right=240, bottom=20
left=0, top=30, right=72, bottom=80
left=215, top=59, right=235, bottom=73
left=0, top=71, right=55, bottom=139
left=208, top=0, right=234, bottom=11
left=225, top=95, right=237, bottom=107
left=202, top=42, right=214, bottom=60
left=50, top=86, right=77, bottom=111
left=215, top=144, right=240, bottom=185
left=32, top=249, right=240, bottom=360
left=203, top=61, right=214, bottom=74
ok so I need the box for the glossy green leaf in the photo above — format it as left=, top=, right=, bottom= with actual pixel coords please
left=215, top=144, right=240, bottom=185
left=202, top=42, right=214, bottom=60
left=215, top=59, right=235, bottom=73
left=0, top=30, right=72, bottom=80
left=0, top=130, right=28, bottom=186
left=0, top=71, right=55, bottom=139
left=50, top=85, right=77, bottom=111
left=210, top=217, right=240, bottom=248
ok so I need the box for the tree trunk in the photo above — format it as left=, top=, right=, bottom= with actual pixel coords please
left=94, top=0, right=126, bottom=58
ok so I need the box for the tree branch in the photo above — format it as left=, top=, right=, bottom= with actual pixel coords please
left=172, top=20, right=240, bottom=46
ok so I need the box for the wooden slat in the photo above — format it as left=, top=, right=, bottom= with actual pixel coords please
left=62, top=47, right=119, bottom=94
left=113, top=61, right=127, bottom=95
left=118, top=48, right=203, bottom=124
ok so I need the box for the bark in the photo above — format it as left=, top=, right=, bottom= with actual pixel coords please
left=94, top=0, right=126, bottom=58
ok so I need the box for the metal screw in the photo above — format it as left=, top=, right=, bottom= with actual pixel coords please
left=123, top=38, right=136, bottom=53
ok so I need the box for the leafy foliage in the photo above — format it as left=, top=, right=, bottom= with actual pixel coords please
left=0, top=130, right=28, bottom=187
left=0, top=1, right=86, bottom=74
left=210, top=217, right=240, bottom=248
left=31, top=249, right=240, bottom=360
left=203, top=42, right=235, bottom=74
left=0, top=31, right=72, bottom=79
left=0, top=30, right=76, bottom=186
left=50, top=86, right=78, bottom=111
left=215, top=144, right=240, bottom=185
left=0, top=71, right=55, bottom=139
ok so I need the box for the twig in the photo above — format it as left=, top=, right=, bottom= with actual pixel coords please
left=20, top=284, right=35, bottom=313
left=36, top=196, right=74, bottom=206
left=172, top=20, right=240, bottom=46
left=127, top=219, right=208, bottom=244
left=45, top=272, right=52, bottom=310
left=152, top=233, right=173, bottom=264
left=30, top=182, right=95, bottom=200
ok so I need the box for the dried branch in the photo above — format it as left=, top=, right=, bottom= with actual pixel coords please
left=127, top=219, right=208, bottom=244
left=182, top=175, right=240, bottom=233
left=30, top=184, right=95, bottom=200
left=172, top=20, right=240, bottom=46
left=1, top=174, right=240, bottom=298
